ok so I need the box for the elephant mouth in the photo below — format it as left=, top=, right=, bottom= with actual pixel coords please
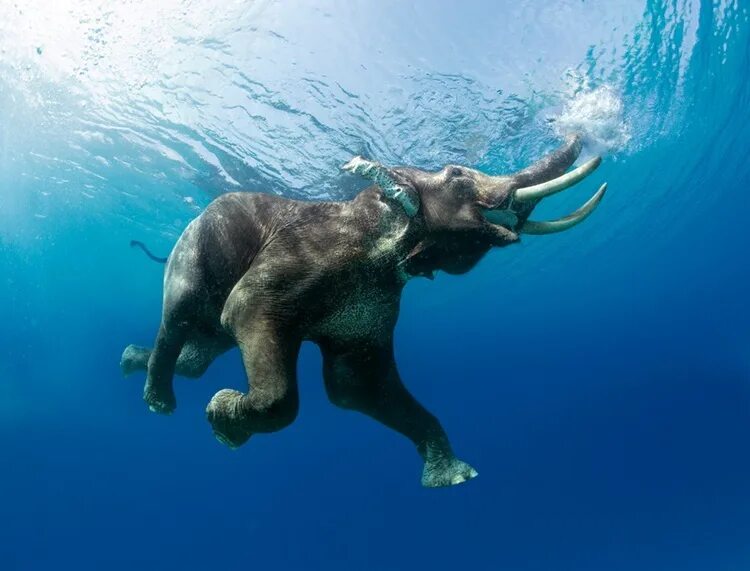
left=481, top=153, right=607, bottom=235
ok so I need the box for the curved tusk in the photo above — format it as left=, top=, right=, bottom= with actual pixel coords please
left=520, top=183, right=608, bottom=235
left=514, top=156, right=602, bottom=203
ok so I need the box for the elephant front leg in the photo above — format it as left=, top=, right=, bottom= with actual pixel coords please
left=206, top=318, right=301, bottom=449
left=322, top=341, right=478, bottom=488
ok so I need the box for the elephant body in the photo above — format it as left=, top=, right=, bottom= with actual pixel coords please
left=122, top=135, right=606, bottom=487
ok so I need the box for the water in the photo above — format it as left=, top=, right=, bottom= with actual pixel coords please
left=1, top=1, right=749, bottom=569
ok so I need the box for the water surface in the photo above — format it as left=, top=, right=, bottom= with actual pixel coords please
left=1, top=1, right=749, bottom=570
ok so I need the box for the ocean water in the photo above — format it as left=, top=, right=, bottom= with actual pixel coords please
left=1, top=1, right=749, bottom=569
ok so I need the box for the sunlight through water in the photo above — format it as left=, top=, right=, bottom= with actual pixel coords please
left=1, top=2, right=750, bottom=569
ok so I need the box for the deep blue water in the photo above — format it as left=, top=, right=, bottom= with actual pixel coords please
left=1, top=1, right=749, bottom=570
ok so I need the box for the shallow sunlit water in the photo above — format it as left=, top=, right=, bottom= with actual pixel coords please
left=1, top=1, right=749, bottom=570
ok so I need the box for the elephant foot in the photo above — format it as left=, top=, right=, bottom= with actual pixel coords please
left=143, top=383, right=176, bottom=415
left=421, top=457, right=478, bottom=488
left=120, top=344, right=151, bottom=376
left=206, top=389, right=253, bottom=449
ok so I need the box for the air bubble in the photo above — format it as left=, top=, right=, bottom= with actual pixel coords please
left=551, top=85, right=631, bottom=156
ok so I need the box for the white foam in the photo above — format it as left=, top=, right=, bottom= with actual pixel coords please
left=552, top=84, right=631, bottom=156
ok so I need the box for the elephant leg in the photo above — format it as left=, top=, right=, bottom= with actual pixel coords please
left=142, top=322, right=187, bottom=415
left=321, top=340, right=478, bottom=488
left=172, top=337, right=232, bottom=378
left=206, top=318, right=301, bottom=449
left=121, top=334, right=232, bottom=378
left=120, top=344, right=151, bottom=376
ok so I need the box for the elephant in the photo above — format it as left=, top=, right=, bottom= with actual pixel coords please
left=121, top=133, right=607, bottom=487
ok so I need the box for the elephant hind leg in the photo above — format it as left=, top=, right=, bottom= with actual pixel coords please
left=173, top=335, right=232, bottom=378
left=143, top=323, right=188, bottom=415
left=120, top=344, right=151, bottom=376
left=120, top=334, right=232, bottom=379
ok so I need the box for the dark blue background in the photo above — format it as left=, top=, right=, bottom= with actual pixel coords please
left=2, top=3, right=749, bottom=570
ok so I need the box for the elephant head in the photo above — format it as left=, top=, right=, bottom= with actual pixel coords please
left=343, top=134, right=606, bottom=277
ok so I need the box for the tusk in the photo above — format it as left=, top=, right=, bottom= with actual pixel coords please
left=514, top=156, right=602, bottom=203
left=521, top=183, right=607, bottom=235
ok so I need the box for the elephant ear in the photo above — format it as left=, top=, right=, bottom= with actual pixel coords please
left=342, top=156, right=419, bottom=217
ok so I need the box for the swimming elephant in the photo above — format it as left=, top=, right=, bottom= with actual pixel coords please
left=121, top=134, right=607, bottom=487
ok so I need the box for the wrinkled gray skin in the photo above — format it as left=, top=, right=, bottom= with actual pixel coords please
left=122, top=135, right=594, bottom=487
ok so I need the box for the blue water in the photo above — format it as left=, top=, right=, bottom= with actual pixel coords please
left=1, top=1, right=749, bottom=569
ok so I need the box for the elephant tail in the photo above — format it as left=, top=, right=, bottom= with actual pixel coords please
left=130, top=240, right=168, bottom=264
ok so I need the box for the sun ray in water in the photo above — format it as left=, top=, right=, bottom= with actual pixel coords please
left=0, top=1, right=749, bottom=569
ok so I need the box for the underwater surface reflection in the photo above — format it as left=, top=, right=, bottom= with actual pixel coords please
left=1, top=1, right=749, bottom=570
